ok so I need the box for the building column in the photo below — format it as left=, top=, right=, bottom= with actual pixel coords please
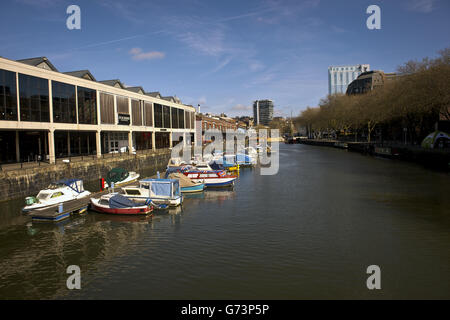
left=48, top=129, right=55, bottom=164
left=96, top=130, right=101, bottom=158
left=67, top=131, right=71, bottom=156
left=128, top=130, right=133, bottom=153
left=15, top=131, right=20, bottom=162
left=152, top=131, right=156, bottom=150
left=169, top=132, right=173, bottom=148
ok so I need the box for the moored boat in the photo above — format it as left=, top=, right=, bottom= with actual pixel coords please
left=104, top=168, right=140, bottom=188
left=22, top=179, right=91, bottom=212
left=183, top=170, right=236, bottom=187
left=166, top=171, right=205, bottom=193
left=122, top=179, right=183, bottom=206
left=90, top=193, right=153, bottom=215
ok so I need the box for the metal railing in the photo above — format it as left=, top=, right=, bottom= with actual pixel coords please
left=1, top=148, right=172, bottom=171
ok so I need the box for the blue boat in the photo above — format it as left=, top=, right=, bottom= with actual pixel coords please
left=165, top=169, right=206, bottom=193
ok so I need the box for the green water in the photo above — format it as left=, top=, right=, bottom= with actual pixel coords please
left=0, top=144, right=449, bottom=299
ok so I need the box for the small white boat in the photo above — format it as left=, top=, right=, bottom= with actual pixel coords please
left=183, top=170, right=236, bottom=187
left=122, top=179, right=183, bottom=207
left=23, top=179, right=91, bottom=212
left=195, top=162, right=215, bottom=171
left=104, top=168, right=140, bottom=188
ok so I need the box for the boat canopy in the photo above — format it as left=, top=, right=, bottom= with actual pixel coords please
left=165, top=166, right=192, bottom=177
left=140, top=179, right=181, bottom=197
left=52, top=179, right=85, bottom=193
left=109, top=194, right=140, bottom=208
left=106, top=168, right=129, bottom=186
left=210, top=162, right=225, bottom=170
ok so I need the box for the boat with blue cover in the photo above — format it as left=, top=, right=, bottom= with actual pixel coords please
left=122, top=178, right=183, bottom=206
left=90, top=193, right=153, bottom=215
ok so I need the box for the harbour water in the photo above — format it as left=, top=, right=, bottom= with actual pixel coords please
left=0, top=144, right=449, bottom=299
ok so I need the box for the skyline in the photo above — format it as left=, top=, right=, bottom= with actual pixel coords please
left=1, top=0, right=449, bottom=118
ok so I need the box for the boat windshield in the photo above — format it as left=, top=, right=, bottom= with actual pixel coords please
left=37, top=192, right=51, bottom=200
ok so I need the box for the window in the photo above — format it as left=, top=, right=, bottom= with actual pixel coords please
left=52, top=81, right=76, bottom=123
left=125, top=189, right=141, bottom=196
left=51, top=192, right=64, bottom=198
left=19, top=73, right=49, bottom=122
left=116, top=95, right=129, bottom=114
left=144, top=102, right=153, bottom=126
left=77, top=86, right=97, bottom=124
left=100, top=92, right=114, bottom=124
left=0, top=69, right=17, bottom=121
left=131, top=99, right=142, bottom=126
left=154, top=103, right=163, bottom=128
left=178, top=109, right=185, bottom=129
left=171, top=107, right=179, bottom=129
left=163, top=105, right=170, bottom=128
left=185, top=111, right=191, bottom=129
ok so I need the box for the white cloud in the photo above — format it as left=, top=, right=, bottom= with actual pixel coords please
left=408, top=0, right=435, bottom=13
left=129, top=48, right=165, bottom=61
left=231, top=104, right=252, bottom=112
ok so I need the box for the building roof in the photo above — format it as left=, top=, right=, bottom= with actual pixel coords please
left=16, top=57, right=58, bottom=72
left=146, top=92, right=162, bottom=98
left=124, top=86, right=145, bottom=94
left=98, top=79, right=125, bottom=89
left=63, top=70, right=96, bottom=81
left=162, top=96, right=175, bottom=103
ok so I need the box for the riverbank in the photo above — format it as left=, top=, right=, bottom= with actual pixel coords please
left=0, top=149, right=172, bottom=202
left=297, top=139, right=450, bottom=171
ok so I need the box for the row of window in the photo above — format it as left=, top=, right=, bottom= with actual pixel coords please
left=0, top=68, right=193, bottom=129
left=330, top=67, right=356, bottom=72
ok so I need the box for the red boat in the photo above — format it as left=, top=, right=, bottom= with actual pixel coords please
left=90, top=193, right=153, bottom=215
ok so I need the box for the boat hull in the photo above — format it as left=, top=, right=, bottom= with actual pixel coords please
left=190, top=178, right=235, bottom=187
left=90, top=199, right=152, bottom=215
left=22, top=193, right=91, bottom=213
left=124, top=195, right=183, bottom=207
left=181, top=183, right=205, bottom=193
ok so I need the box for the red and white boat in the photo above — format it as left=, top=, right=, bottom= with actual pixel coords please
left=90, top=193, right=153, bottom=215
left=183, top=170, right=236, bottom=187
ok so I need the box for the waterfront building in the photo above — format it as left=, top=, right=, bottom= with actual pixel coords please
left=0, top=56, right=196, bottom=165
left=346, top=70, right=397, bottom=95
left=328, top=64, right=370, bottom=95
left=253, top=100, right=274, bottom=126
left=196, top=113, right=239, bottom=144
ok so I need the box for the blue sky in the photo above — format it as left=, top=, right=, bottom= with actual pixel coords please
left=1, top=0, right=449, bottom=117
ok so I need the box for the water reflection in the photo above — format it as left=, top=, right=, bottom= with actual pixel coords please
left=0, top=145, right=449, bottom=299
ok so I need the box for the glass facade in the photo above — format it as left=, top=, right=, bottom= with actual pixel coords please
left=0, top=69, right=17, bottom=121
left=171, top=107, right=179, bottom=129
left=144, top=102, right=153, bottom=127
left=19, top=73, right=49, bottom=122
left=52, top=81, right=76, bottom=123
left=178, top=109, right=185, bottom=129
left=154, top=103, right=163, bottom=128
left=328, top=64, right=370, bottom=95
left=163, top=105, right=170, bottom=128
left=77, top=86, right=97, bottom=124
